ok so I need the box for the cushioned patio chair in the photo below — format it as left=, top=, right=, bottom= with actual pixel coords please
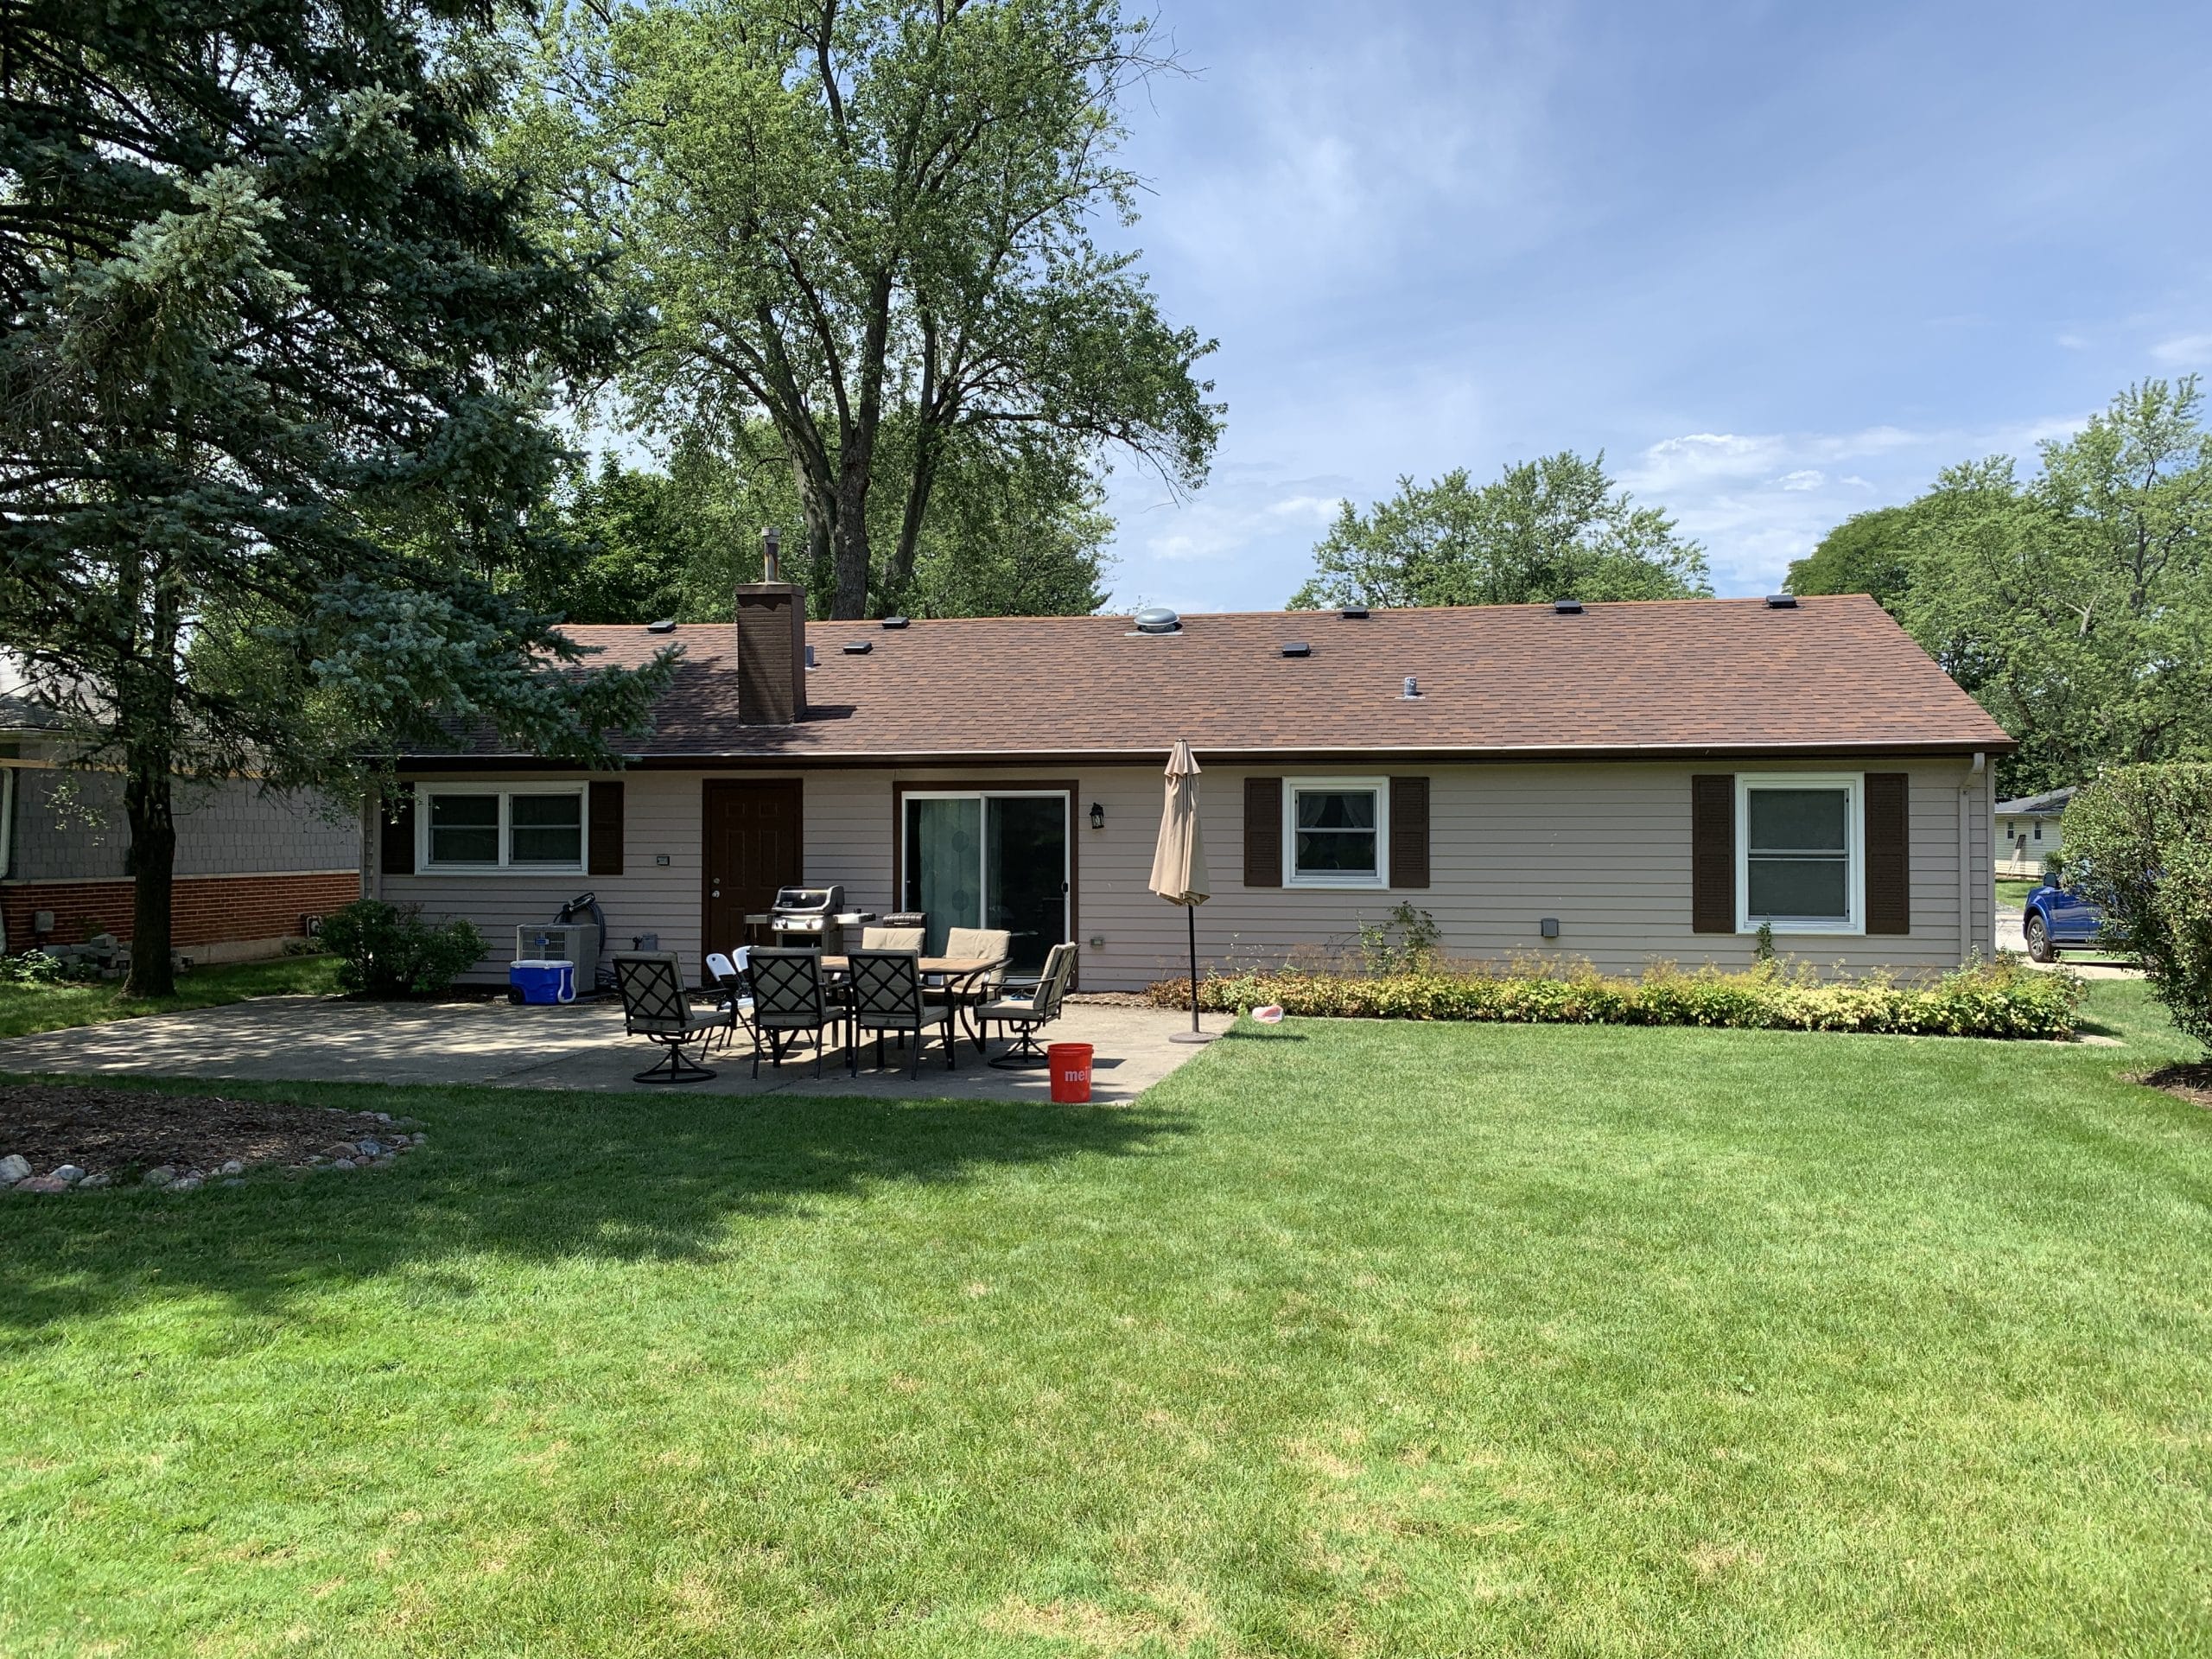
left=844, top=949, right=957, bottom=1078
left=859, top=925, right=926, bottom=951
left=746, top=947, right=836, bottom=1078
left=978, top=941, right=1079, bottom=1070
left=930, top=925, right=1012, bottom=1056
left=939, top=926, right=1012, bottom=991
left=613, top=951, right=727, bottom=1084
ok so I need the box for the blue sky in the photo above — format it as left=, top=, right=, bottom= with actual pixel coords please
left=1097, top=0, right=2212, bottom=612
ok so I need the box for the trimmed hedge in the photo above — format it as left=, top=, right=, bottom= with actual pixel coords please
left=1146, top=955, right=2083, bottom=1040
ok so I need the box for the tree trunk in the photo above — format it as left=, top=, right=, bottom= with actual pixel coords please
left=122, top=743, right=178, bottom=998
left=829, top=271, right=897, bottom=619
left=120, top=544, right=183, bottom=998
left=889, top=416, right=949, bottom=607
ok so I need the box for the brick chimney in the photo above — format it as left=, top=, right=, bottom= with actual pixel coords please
left=736, top=527, right=806, bottom=725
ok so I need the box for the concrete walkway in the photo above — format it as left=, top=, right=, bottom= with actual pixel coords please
left=0, top=995, right=1234, bottom=1103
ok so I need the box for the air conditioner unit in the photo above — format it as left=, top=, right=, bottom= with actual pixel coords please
left=516, top=923, right=599, bottom=986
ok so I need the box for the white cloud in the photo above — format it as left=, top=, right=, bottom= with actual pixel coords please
left=1777, top=469, right=1825, bottom=492
left=1265, top=494, right=1346, bottom=522
left=2152, top=332, right=2212, bottom=366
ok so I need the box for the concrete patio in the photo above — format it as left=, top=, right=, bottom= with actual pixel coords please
left=0, top=995, right=1234, bottom=1102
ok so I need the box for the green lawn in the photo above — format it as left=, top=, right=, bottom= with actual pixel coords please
left=0, top=954, right=340, bottom=1040
left=3, top=982, right=2209, bottom=1656
left=1997, top=876, right=2040, bottom=908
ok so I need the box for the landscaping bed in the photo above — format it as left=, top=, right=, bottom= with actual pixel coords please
left=0, top=1083, right=419, bottom=1192
left=1148, top=953, right=2084, bottom=1038
left=2139, top=1060, right=2212, bottom=1108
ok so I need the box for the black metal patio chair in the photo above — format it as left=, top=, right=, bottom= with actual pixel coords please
left=978, top=941, right=1080, bottom=1070
left=613, top=951, right=727, bottom=1084
left=746, top=947, right=837, bottom=1078
left=844, top=949, right=958, bottom=1077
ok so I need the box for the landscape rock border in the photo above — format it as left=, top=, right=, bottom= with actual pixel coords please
left=1, top=1084, right=427, bottom=1194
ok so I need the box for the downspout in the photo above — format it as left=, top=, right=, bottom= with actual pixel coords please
left=0, top=766, right=13, bottom=956
left=1958, top=752, right=1985, bottom=963
left=360, top=790, right=378, bottom=903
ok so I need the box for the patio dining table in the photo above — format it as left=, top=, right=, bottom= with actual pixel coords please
left=818, top=955, right=1003, bottom=1058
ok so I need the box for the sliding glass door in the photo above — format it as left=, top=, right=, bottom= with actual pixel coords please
left=901, top=791, right=1069, bottom=973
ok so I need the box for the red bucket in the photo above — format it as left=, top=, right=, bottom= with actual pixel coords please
left=1047, top=1042, right=1094, bottom=1103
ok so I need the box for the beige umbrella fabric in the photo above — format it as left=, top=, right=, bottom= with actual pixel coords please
left=1150, top=741, right=1215, bottom=1041
left=1148, top=740, right=1211, bottom=906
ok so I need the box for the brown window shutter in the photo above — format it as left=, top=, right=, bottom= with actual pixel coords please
left=589, top=781, right=625, bottom=876
left=1691, top=774, right=1734, bottom=933
left=380, top=785, right=416, bottom=878
left=1389, top=777, right=1430, bottom=888
left=1244, top=776, right=1282, bottom=887
left=1865, top=772, right=1910, bottom=934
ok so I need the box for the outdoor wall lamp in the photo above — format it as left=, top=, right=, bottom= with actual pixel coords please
left=1089, top=801, right=1105, bottom=830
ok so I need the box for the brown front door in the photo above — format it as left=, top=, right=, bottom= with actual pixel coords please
left=703, top=779, right=804, bottom=954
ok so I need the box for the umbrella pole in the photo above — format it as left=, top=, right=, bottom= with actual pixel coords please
left=1169, top=900, right=1215, bottom=1045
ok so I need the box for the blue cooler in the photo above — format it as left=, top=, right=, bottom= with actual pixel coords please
left=509, top=958, right=576, bottom=1005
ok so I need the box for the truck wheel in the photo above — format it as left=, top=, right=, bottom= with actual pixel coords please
left=2024, top=912, right=2055, bottom=963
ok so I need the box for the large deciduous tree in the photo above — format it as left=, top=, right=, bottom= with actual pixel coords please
left=1288, top=452, right=1712, bottom=611
left=0, top=0, right=675, bottom=995
left=1897, top=379, right=2212, bottom=797
left=513, top=0, right=1221, bottom=618
left=1783, top=502, right=1923, bottom=613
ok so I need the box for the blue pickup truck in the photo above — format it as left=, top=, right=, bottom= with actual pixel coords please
left=2020, top=878, right=2107, bottom=962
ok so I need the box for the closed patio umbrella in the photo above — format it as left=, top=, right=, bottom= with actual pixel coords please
left=1149, top=740, right=1215, bottom=1045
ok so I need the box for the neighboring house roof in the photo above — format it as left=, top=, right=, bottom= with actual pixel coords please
left=408, top=593, right=2014, bottom=767
left=1994, top=787, right=2075, bottom=817
left=0, top=693, right=64, bottom=732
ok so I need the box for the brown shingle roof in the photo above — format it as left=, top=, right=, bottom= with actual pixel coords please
left=413, top=595, right=2012, bottom=766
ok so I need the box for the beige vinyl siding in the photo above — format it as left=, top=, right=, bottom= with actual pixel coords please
left=385, top=772, right=732, bottom=980
left=390, top=754, right=1996, bottom=989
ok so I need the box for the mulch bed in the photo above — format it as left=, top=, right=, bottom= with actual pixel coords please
left=1, top=1083, right=412, bottom=1181
left=2138, top=1062, right=2212, bottom=1109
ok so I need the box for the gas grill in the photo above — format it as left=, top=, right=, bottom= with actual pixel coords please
left=747, top=886, right=873, bottom=954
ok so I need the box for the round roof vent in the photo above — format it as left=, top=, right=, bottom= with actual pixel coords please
left=1133, top=605, right=1181, bottom=634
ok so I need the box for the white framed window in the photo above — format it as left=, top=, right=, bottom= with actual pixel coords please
left=419, top=785, right=586, bottom=873
left=1737, top=772, right=1862, bottom=934
left=1285, top=777, right=1389, bottom=889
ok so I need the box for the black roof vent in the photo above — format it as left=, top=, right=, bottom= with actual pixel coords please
left=1765, top=594, right=1799, bottom=609
left=880, top=615, right=910, bottom=629
left=1552, top=598, right=1584, bottom=615
left=1133, top=605, right=1181, bottom=635
left=1281, top=640, right=1312, bottom=658
left=842, top=639, right=873, bottom=655
left=1340, top=607, right=1369, bottom=620
left=804, top=644, right=817, bottom=669
left=645, top=619, right=677, bottom=634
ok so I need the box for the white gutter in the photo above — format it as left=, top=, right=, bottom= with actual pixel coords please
left=1959, top=752, right=1986, bottom=963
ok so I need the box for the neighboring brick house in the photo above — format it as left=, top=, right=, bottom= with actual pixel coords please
left=0, top=696, right=361, bottom=961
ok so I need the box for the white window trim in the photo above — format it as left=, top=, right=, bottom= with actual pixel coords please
left=1284, top=776, right=1390, bottom=890
left=1736, top=772, right=1863, bottom=935
left=417, top=783, right=588, bottom=875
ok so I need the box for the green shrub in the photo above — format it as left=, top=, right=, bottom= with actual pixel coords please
left=0, top=950, right=70, bottom=986
left=320, top=899, right=486, bottom=998
left=2059, top=763, right=2212, bottom=1052
left=1146, top=954, right=2082, bottom=1040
